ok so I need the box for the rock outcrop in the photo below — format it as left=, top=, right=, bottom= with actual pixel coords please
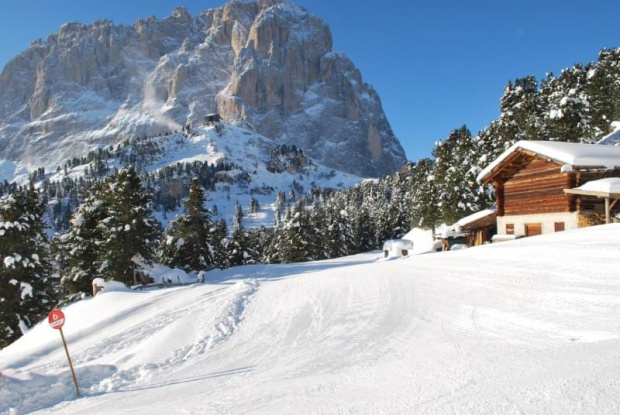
left=0, top=0, right=406, bottom=177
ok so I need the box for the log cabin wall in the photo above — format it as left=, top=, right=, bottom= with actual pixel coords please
left=502, top=158, right=572, bottom=216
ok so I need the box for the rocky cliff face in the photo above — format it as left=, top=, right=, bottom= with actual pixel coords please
left=0, top=0, right=406, bottom=177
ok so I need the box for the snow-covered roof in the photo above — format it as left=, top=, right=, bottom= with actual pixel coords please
left=477, top=140, right=620, bottom=183
left=434, top=209, right=496, bottom=239
left=456, top=208, right=497, bottom=228
left=564, top=177, right=620, bottom=198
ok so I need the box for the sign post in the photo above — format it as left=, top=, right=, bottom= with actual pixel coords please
left=48, top=309, right=80, bottom=396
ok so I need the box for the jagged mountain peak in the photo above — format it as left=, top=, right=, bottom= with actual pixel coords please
left=0, top=0, right=406, bottom=178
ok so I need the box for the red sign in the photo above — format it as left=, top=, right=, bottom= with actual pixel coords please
left=48, top=309, right=65, bottom=330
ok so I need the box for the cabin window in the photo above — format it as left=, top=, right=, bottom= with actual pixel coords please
left=554, top=222, right=565, bottom=232
left=525, top=223, right=542, bottom=236
left=506, top=223, right=514, bottom=235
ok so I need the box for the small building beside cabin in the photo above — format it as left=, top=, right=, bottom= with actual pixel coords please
left=457, top=208, right=497, bottom=246
left=433, top=209, right=496, bottom=250
left=477, top=140, right=620, bottom=239
left=434, top=224, right=467, bottom=251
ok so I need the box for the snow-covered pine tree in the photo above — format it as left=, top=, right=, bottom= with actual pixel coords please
left=0, top=185, right=55, bottom=348
left=249, top=197, right=260, bottom=214
left=308, top=198, right=328, bottom=259
left=233, top=201, right=243, bottom=231
left=587, top=48, right=620, bottom=137
left=159, top=179, right=213, bottom=273
left=211, top=218, right=229, bottom=269
left=98, top=167, right=161, bottom=285
left=540, top=66, right=593, bottom=143
left=498, top=76, right=544, bottom=143
left=432, top=126, right=487, bottom=225
left=280, top=202, right=313, bottom=263
left=409, top=158, right=441, bottom=234
left=58, top=182, right=108, bottom=301
left=324, top=198, right=354, bottom=258
left=227, top=226, right=260, bottom=266
left=352, top=204, right=376, bottom=253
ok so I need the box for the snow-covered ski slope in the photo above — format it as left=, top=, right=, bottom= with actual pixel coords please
left=2, top=224, right=620, bottom=414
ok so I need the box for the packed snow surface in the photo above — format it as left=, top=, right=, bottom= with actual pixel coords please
left=2, top=225, right=620, bottom=414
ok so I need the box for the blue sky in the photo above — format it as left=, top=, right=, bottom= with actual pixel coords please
left=1, top=0, right=619, bottom=162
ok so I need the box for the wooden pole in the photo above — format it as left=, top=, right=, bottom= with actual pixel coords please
left=59, top=328, right=80, bottom=396
left=605, top=197, right=611, bottom=224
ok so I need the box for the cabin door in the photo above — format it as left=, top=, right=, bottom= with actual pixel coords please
left=525, top=223, right=542, bottom=237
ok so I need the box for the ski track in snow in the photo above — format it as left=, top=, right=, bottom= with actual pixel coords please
left=0, top=279, right=258, bottom=415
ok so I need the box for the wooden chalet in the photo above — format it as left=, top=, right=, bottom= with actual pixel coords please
left=477, top=140, right=620, bottom=239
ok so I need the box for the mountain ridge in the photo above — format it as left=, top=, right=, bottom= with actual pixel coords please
left=0, top=0, right=407, bottom=178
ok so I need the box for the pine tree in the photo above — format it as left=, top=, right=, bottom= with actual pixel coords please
left=228, top=226, right=260, bottom=266
left=352, top=204, right=375, bottom=253
left=249, top=197, right=260, bottom=213
left=410, top=158, right=441, bottom=234
left=0, top=185, right=55, bottom=348
left=233, top=201, right=243, bottom=231
left=324, top=198, right=353, bottom=258
left=540, top=67, right=593, bottom=143
left=308, top=199, right=328, bottom=259
left=280, top=202, right=312, bottom=263
left=58, top=183, right=108, bottom=301
left=432, top=126, right=488, bottom=225
left=159, top=179, right=213, bottom=273
left=587, top=48, right=620, bottom=137
left=98, top=168, right=161, bottom=285
left=211, top=218, right=229, bottom=269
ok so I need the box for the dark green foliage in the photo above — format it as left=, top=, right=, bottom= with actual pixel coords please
left=98, top=168, right=161, bottom=285
left=587, top=48, right=620, bottom=136
left=228, top=227, right=260, bottom=266
left=211, top=218, right=229, bottom=269
left=233, top=201, right=244, bottom=231
left=432, top=126, right=491, bottom=225
left=408, top=158, right=440, bottom=233
left=0, top=185, right=55, bottom=348
left=280, top=202, right=314, bottom=263
left=57, top=182, right=108, bottom=301
left=159, top=179, right=213, bottom=273
left=540, top=66, right=593, bottom=143
left=498, top=76, right=544, bottom=143
left=323, top=199, right=353, bottom=259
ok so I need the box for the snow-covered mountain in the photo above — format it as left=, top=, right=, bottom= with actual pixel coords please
left=2, top=224, right=620, bottom=414
left=0, top=0, right=406, bottom=178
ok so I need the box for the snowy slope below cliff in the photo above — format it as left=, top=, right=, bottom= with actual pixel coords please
left=37, top=122, right=363, bottom=228
left=2, top=224, right=620, bottom=414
